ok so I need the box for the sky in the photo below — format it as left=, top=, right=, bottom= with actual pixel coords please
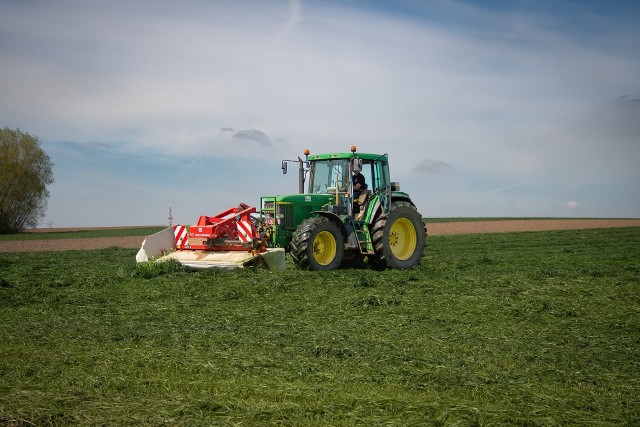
left=1, top=0, right=639, bottom=227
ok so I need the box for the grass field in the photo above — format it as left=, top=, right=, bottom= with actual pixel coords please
left=1, top=228, right=639, bottom=426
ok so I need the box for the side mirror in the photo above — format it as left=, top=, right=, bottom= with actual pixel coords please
left=281, top=161, right=288, bottom=174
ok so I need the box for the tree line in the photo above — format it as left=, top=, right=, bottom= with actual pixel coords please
left=0, top=127, right=54, bottom=233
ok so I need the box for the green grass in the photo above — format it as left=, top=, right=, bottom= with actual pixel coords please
left=1, top=228, right=639, bottom=426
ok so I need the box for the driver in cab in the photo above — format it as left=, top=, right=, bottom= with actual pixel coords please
left=352, top=162, right=366, bottom=215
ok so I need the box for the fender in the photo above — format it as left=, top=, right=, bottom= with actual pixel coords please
left=363, top=192, right=415, bottom=224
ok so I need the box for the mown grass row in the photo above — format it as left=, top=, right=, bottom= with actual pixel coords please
left=1, top=228, right=639, bottom=426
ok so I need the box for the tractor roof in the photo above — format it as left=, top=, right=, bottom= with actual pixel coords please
left=307, top=152, right=388, bottom=162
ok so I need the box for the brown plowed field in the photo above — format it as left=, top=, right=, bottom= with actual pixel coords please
left=1, top=219, right=638, bottom=253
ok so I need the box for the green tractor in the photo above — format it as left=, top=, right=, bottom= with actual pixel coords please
left=259, top=147, right=426, bottom=270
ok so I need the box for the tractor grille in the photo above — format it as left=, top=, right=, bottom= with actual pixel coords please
left=263, top=201, right=274, bottom=210
left=277, top=203, right=294, bottom=228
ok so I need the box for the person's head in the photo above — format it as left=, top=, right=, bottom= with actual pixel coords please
left=353, top=163, right=361, bottom=173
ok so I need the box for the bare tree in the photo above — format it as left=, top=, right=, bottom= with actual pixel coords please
left=0, top=127, right=54, bottom=233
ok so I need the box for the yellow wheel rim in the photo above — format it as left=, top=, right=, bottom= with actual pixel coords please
left=313, top=231, right=337, bottom=266
left=389, top=218, right=417, bottom=261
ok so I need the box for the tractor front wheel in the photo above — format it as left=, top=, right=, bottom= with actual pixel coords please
left=290, top=216, right=344, bottom=271
left=369, top=201, right=425, bottom=270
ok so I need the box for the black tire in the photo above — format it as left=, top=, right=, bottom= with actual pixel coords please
left=290, top=216, right=344, bottom=271
left=369, top=201, right=425, bottom=270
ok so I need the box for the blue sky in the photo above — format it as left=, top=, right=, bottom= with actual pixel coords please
left=1, top=0, right=638, bottom=227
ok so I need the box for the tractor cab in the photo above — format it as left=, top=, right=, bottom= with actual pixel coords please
left=306, top=151, right=390, bottom=194
left=303, top=148, right=392, bottom=218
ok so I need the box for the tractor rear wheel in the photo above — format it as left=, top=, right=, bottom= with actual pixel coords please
left=290, top=216, right=344, bottom=271
left=369, top=201, right=425, bottom=270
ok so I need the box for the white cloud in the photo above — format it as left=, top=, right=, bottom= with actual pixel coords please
left=230, top=129, right=273, bottom=147
left=1, top=0, right=639, bottom=224
left=414, top=159, right=453, bottom=174
left=566, top=201, right=580, bottom=210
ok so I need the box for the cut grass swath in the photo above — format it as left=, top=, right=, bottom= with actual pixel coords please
left=0, top=227, right=638, bottom=425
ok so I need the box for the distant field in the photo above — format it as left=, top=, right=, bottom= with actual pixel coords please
left=425, top=216, right=580, bottom=223
left=1, top=219, right=639, bottom=254
left=0, top=226, right=166, bottom=241
left=1, top=227, right=639, bottom=425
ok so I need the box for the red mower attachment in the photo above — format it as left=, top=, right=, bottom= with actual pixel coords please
left=178, top=203, right=266, bottom=253
left=136, top=203, right=286, bottom=271
left=136, top=203, right=284, bottom=271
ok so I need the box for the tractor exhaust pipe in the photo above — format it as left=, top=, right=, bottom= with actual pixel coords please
left=298, top=156, right=305, bottom=193
left=282, top=150, right=310, bottom=194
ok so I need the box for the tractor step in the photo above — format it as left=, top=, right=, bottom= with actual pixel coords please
left=354, top=225, right=374, bottom=255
